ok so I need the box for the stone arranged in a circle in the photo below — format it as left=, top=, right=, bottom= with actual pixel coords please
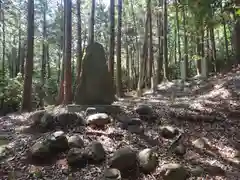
left=67, top=141, right=106, bottom=167
left=160, top=163, right=189, bottom=180
left=85, top=141, right=106, bottom=164
left=29, top=131, right=69, bottom=162
left=85, top=107, right=97, bottom=116
left=160, top=125, right=179, bottom=139
left=109, top=147, right=137, bottom=173
left=137, top=148, right=158, bottom=173
left=104, top=168, right=121, bottom=180
left=127, top=125, right=144, bottom=134
left=48, top=131, right=69, bottom=152
left=135, top=104, right=153, bottom=115
left=86, top=113, right=111, bottom=127
left=67, top=148, right=88, bottom=168
left=173, top=144, right=186, bottom=156
left=67, top=135, right=84, bottom=148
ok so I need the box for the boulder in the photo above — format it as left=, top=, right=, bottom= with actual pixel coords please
left=127, top=125, right=144, bottom=134
left=86, top=113, right=111, bottom=127
left=75, top=42, right=115, bottom=105
left=137, top=148, right=158, bottom=173
left=29, top=131, right=69, bottom=162
left=160, top=125, right=179, bottom=139
left=192, top=137, right=208, bottom=149
left=135, top=104, right=153, bottom=115
left=85, top=141, right=106, bottom=164
left=48, top=131, right=69, bottom=152
left=39, top=112, right=55, bottom=131
left=173, top=144, right=186, bottom=156
left=29, top=139, right=52, bottom=161
left=67, top=135, right=84, bottom=149
left=109, top=147, right=137, bottom=173
left=104, top=168, right=121, bottom=180
left=85, top=107, right=97, bottom=116
left=28, top=110, right=46, bottom=126
left=135, top=104, right=157, bottom=121
left=54, top=111, right=85, bottom=127
left=190, top=166, right=205, bottom=177
left=160, top=163, right=189, bottom=180
left=67, top=148, right=88, bottom=168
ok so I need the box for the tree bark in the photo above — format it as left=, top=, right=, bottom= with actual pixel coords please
left=116, top=0, right=123, bottom=97
left=163, top=0, right=168, bottom=80
left=76, top=0, right=82, bottom=87
left=108, top=0, right=115, bottom=83
left=88, top=0, right=95, bottom=45
left=21, top=0, right=34, bottom=112
left=63, top=0, right=73, bottom=104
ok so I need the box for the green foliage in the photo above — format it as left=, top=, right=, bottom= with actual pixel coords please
left=0, top=72, right=23, bottom=109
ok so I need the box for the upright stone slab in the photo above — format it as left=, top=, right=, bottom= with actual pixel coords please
left=75, top=42, right=115, bottom=105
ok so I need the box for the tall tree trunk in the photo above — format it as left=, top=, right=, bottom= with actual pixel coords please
left=223, top=17, right=229, bottom=61
left=57, top=1, right=65, bottom=105
left=137, top=11, right=149, bottom=96
left=147, top=0, right=153, bottom=88
left=125, top=40, right=130, bottom=89
left=76, top=0, right=82, bottom=87
left=1, top=9, right=5, bottom=79
left=47, top=44, right=51, bottom=79
left=163, top=0, right=168, bottom=80
left=175, top=0, right=181, bottom=62
left=17, top=16, right=21, bottom=75
left=88, top=0, right=95, bottom=45
left=183, top=4, right=188, bottom=78
left=156, top=0, right=163, bottom=84
left=116, top=0, right=123, bottom=97
left=209, top=26, right=216, bottom=72
left=130, top=0, right=139, bottom=74
left=63, top=0, right=72, bottom=104
left=41, top=0, right=47, bottom=86
left=21, top=0, right=34, bottom=112
left=108, top=0, right=115, bottom=83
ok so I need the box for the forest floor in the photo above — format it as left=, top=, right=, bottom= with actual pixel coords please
left=1, top=66, right=240, bottom=179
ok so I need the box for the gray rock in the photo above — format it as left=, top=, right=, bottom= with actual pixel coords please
left=75, top=42, right=115, bottom=105
left=86, top=113, right=111, bottom=127
left=174, top=144, right=186, bottom=156
left=190, top=166, right=205, bottom=177
left=85, top=107, right=97, bottom=116
left=127, top=125, right=144, bottom=134
left=192, top=137, right=208, bottom=149
left=160, top=125, right=179, bottom=139
left=68, top=135, right=84, bottom=148
left=48, top=131, right=69, bottom=152
left=29, top=140, right=51, bottom=160
left=55, top=112, right=85, bottom=127
left=137, top=148, right=158, bottom=173
left=126, top=117, right=142, bottom=126
left=39, top=112, right=55, bottom=131
left=109, top=147, right=137, bottom=172
left=135, top=104, right=153, bottom=115
left=104, top=168, right=121, bottom=180
left=67, top=148, right=87, bottom=167
left=28, top=110, right=46, bottom=126
left=85, top=141, right=106, bottom=163
left=29, top=132, right=68, bottom=162
left=160, top=163, right=189, bottom=180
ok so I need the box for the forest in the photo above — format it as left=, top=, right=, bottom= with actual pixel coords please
left=1, top=0, right=240, bottom=179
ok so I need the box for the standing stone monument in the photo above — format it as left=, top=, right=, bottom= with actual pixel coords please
left=75, top=42, right=115, bottom=105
